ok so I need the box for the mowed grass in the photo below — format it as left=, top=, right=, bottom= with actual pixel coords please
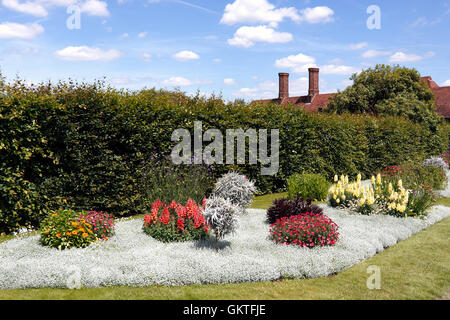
left=0, top=196, right=449, bottom=300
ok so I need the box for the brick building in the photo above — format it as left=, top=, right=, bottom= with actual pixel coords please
left=253, top=68, right=450, bottom=120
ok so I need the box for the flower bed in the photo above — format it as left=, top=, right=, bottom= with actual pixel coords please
left=0, top=204, right=448, bottom=289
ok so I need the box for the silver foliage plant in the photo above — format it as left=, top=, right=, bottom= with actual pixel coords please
left=423, top=157, right=449, bottom=171
left=202, top=196, right=240, bottom=252
left=212, top=172, right=257, bottom=209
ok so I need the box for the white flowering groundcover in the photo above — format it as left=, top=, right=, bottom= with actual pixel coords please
left=1, top=200, right=449, bottom=289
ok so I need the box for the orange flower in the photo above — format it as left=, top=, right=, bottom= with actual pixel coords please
left=51, top=213, right=58, bottom=217
left=56, top=233, right=61, bottom=237
left=71, top=222, right=79, bottom=227
left=66, top=232, right=71, bottom=235
left=82, top=233, right=88, bottom=238
left=72, top=230, right=78, bottom=235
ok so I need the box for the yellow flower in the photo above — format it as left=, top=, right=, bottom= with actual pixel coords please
left=51, top=213, right=58, bottom=217
left=82, top=233, right=88, bottom=238
left=72, top=230, right=78, bottom=235
left=357, top=173, right=361, bottom=182
left=371, top=176, right=375, bottom=185
left=376, top=173, right=382, bottom=185
left=398, top=179, right=403, bottom=188
left=334, top=175, right=338, bottom=182
left=71, top=222, right=79, bottom=227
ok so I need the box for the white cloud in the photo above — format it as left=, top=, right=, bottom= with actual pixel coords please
left=0, top=22, right=44, bottom=39
left=361, top=49, right=391, bottom=59
left=213, top=58, right=222, bottom=63
left=138, top=32, right=148, bottom=38
left=442, top=80, right=450, bottom=87
left=320, top=64, right=360, bottom=75
left=232, top=77, right=310, bottom=99
left=1, top=0, right=48, bottom=17
left=81, top=0, right=109, bottom=16
left=290, top=77, right=309, bottom=96
left=220, top=0, right=300, bottom=27
left=228, top=25, right=293, bottom=47
left=233, top=80, right=277, bottom=99
left=388, top=52, right=423, bottom=63
left=162, top=77, right=200, bottom=87
left=349, top=42, right=368, bottom=50
left=2, top=0, right=109, bottom=17
left=224, top=78, right=237, bottom=86
left=55, top=46, right=122, bottom=61
left=141, top=52, right=151, bottom=62
left=110, top=77, right=130, bottom=85
left=299, top=6, right=334, bottom=24
left=274, top=53, right=317, bottom=73
left=172, top=50, right=200, bottom=61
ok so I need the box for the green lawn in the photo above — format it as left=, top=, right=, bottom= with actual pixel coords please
left=0, top=196, right=449, bottom=300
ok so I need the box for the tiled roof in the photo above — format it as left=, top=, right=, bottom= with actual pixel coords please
left=432, top=86, right=450, bottom=119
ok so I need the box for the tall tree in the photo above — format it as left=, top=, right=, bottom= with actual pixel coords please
left=326, top=64, right=442, bottom=127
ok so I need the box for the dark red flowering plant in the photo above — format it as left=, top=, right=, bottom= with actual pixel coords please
left=269, top=213, right=339, bottom=248
left=143, top=199, right=209, bottom=242
left=382, top=165, right=404, bottom=177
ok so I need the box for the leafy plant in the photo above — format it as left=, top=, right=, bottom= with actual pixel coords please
left=266, top=198, right=323, bottom=224
left=287, top=173, right=331, bottom=201
left=140, top=154, right=215, bottom=207
left=212, top=172, right=257, bottom=209
left=269, top=214, right=339, bottom=247
left=202, top=196, right=240, bottom=252
left=382, top=163, right=447, bottom=191
left=142, top=199, right=209, bottom=243
left=40, top=209, right=98, bottom=250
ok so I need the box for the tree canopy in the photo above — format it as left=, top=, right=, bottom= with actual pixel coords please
left=325, top=64, right=442, bottom=127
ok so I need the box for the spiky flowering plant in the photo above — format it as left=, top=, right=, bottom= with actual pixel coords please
left=266, top=198, right=323, bottom=224
left=79, top=211, right=115, bottom=240
left=269, top=213, right=339, bottom=248
left=212, top=172, right=257, bottom=209
left=142, top=199, right=209, bottom=243
left=201, top=196, right=240, bottom=252
left=440, top=152, right=450, bottom=164
left=328, top=173, right=433, bottom=217
left=40, top=209, right=98, bottom=250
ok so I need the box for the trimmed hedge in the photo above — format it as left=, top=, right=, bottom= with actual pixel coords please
left=0, top=80, right=448, bottom=234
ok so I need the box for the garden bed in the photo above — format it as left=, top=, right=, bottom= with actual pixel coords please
left=0, top=204, right=449, bottom=289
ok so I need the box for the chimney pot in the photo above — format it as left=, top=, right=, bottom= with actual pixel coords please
left=278, top=72, right=289, bottom=100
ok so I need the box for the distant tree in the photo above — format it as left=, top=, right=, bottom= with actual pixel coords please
left=326, top=64, right=442, bottom=127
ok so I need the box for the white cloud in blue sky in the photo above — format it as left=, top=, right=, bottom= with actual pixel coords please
left=0, top=0, right=449, bottom=101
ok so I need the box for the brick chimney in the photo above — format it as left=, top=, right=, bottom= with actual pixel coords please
left=308, top=68, right=319, bottom=97
left=278, top=72, right=289, bottom=100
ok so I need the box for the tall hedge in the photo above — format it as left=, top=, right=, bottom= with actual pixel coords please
left=0, top=80, right=447, bottom=234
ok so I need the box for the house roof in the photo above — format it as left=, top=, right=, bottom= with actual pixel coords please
left=253, top=76, right=450, bottom=119
left=432, top=86, right=450, bottom=119
left=253, top=93, right=335, bottom=112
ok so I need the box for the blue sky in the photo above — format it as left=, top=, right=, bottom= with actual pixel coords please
left=0, top=0, right=449, bottom=101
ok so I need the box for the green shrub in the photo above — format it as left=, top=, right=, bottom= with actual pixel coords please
left=140, top=154, right=214, bottom=206
left=287, top=173, right=331, bottom=201
left=40, top=209, right=98, bottom=249
left=382, top=163, right=448, bottom=191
